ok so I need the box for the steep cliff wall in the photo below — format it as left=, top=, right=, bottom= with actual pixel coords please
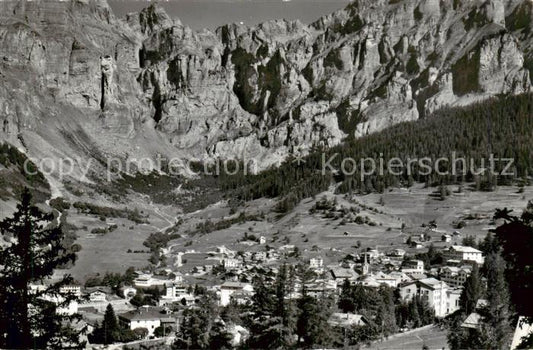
left=0, top=0, right=531, bottom=185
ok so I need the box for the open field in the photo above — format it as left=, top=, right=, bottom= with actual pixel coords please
left=364, top=325, right=448, bottom=349
left=360, top=183, right=533, bottom=244
left=61, top=213, right=152, bottom=282
left=56, top=194, right=177, bottom=282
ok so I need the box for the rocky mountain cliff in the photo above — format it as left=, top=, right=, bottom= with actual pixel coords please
left=0, top=0, right=532, bottom=188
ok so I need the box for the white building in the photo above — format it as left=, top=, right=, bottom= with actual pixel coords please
left=399, top=278, right=449, bottom=317
left=217, top=245, right=235, bottom=256
left=443, top=246, right=484, bottom=264
left=133, top=273, right=177, bottom=288
left=253, top=251, right=267, bottom=262
left=39, top=294, right=79, bottom=316
left=328, top=313, right=368, bottom=328
left=160, top=282, right=195, bottom=306
left=223, top=258, right=242, bottom=269
left=59, top=285, right=82, bottom=298
left=373, top=271, right=411, bottom=288
left=388, top=248, right=406, bottom=258
left=173, top=252, right=184, bottom=267
left=358, top=275, right=381, bottom=288
left=446, top=289, right=462, bottom=315
left=401, top=260, right=425, bottom=273
left=309, top=257, right=324, bottom=269
left=118, top=306, right=178, bottom=337
left=89, top=290, right=107, bottom=303
left=440, top=266, right=472, bottom=287
left=164, top=283, right=188, bottom=300
left=219, top=282, right=253, bottom=306
left=362, top=249, right=380, bottom=261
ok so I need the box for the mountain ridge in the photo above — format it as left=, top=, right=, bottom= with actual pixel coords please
left=0, top=0, right=532, bottom=192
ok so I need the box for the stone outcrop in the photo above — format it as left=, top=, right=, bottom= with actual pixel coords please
left=0, top=0, right=532, bottom=183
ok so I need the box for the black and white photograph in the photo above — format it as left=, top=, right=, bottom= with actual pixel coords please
left=1, top=0, right=533, bottom=348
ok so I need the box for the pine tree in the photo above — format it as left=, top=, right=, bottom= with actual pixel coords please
left=89, top=303, right=122, bottom=344
left=480, top=253, right=513, bottom=349
left=461, top=235, right=478, bottom=249
left=248, top=265, right=299, bottom=349
left=208, top=319, right=233, bottom=350
left=459, top=264, right=482, bottom=315
left=102, top=304, right=119, bottom=344
left=296, top=294, right=336, bottom=347
left=491, top=204, right=533, bottom=347
left=493, top=207, right=533, bottom=317
left=338, top=279, right=355, bottom=313
left=274, top=264, right=297, bottom=348
left=0, top=188, right=80, bottom=349
left=173, top=293, right=218, bottom=349
left=376, top=286, right=397, bottom=337
left=478, top=232, right=499, bottom=255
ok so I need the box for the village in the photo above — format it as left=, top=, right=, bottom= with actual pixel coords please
left=33, top=222, right=510, bottom=348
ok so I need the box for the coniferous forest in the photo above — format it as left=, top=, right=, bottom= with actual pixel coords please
left=219, top=93, right=533, bottom=211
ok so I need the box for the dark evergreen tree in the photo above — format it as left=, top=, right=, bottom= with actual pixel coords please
left=338, top=279, right=355, bottom=313
left=478, top=232, right=499, bottom=255
left=102, top=304, right=119, bottom=344
left=493, top=206, right=533, bottom=317
left=376, top=286, right=397, bottom=337
left=173, top=294, right=218, bottom=349
left=208, top=319, right=233, bottom=349
left=461, top=235, right=478, bottom=249
left=0, top=188, right=81, bottom=349
left=459, top=264, right=482, bottom=315
left=247, top=264, right=298, bottom=349
left=480, top=252, right=513, bottom=349
left=89, top=304, right=125, bottom=344
left=296, top=294, right=336, bottom=347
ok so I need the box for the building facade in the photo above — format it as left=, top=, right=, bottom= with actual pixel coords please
left=443, top=246, right=484, bottom=264
left=399, top=278, right=449, bottom=317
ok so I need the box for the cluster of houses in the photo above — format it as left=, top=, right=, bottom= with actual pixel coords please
left=33, top=240, right=499, bottom=346
left=157, top=243, right=487, bottom=321
left=32, top=233, right=533, bottom=350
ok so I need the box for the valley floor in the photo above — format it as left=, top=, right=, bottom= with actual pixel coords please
left=41, top=182, right=533, bottom=282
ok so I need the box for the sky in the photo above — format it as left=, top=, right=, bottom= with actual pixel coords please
left=108, top=0, right=351, bottom=30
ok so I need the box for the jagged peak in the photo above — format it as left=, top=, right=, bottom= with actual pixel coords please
left=126, top=2, right=177, bottom=35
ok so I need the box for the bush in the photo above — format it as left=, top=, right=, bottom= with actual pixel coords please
left=91, top=227, right=108, bottom=235
left=73, top=202, right=148, bottom=224
left=154, top=325, right=173, bottom=337
left=132, top=327, right=149, bottom=340
left=49, top=197, right=71, bottom=211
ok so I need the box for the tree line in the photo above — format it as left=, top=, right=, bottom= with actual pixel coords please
left=217, top=93, right=533, bottom=211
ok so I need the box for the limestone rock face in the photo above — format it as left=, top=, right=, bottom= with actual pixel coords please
left=478, top=34, right=530, bottom=94
left=0, top=0, right=532, bottom=182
